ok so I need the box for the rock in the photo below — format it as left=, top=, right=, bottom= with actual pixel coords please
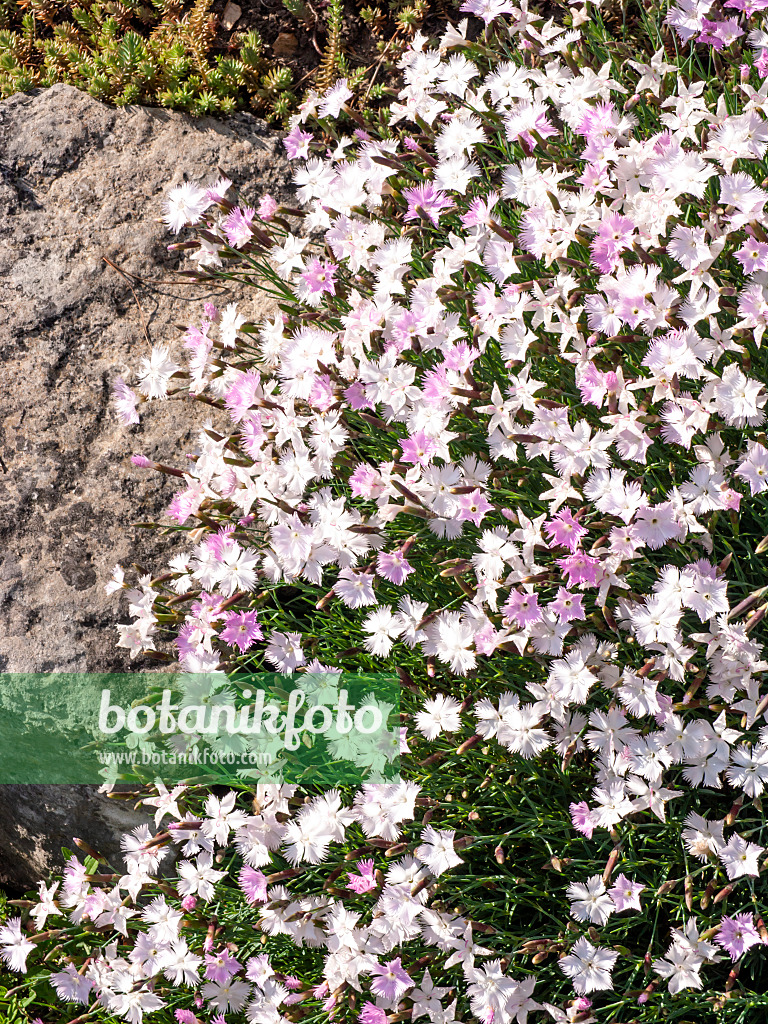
left=0, top=785, right=157, bottom=894
left=0, top=83, right=289, bottom=674
left=273, top=31, right=299, bottom=56
left=220, top=0, right=242, bottom=30
left=0, top=84, right=289, bottom=890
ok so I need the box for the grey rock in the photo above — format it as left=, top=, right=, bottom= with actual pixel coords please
left=0, top=785, right=156, bottom=894
left=0, top=84, right=288, bottom=890
left=0, top=83, right=287, bottom=674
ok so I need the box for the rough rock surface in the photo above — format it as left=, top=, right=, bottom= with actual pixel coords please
left=0, top=785, right=159, bottom=894
left=0, top=84, right=289, bottom=890
left=0, top=83, right=289, bottom=674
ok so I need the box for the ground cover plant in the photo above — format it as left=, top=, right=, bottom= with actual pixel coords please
left=8, top=0, right=768, bottom=1021
left=0, top=0, right=449, bottom=119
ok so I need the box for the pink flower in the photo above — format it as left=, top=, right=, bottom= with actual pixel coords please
left=205, top=176, right=232, bottom=203
left=570, top=801, right=596, bottom=839
left=345, top=381, right=375, bottom=410
left=350, top=464, right=383, bottom=499
left=557, top=553, right=601, bottom=588
left=550, top=587, right=586, bottom=622
left=283, top=124, right=314, bottom=160
left=386, top=309, right=420, bottom=354
left=181, top=894, right=197, bottom=911
left=578, top=364, right=612, bottom=407
left=697, top=16, right=744, bottom=49
left=502, top=589, right=542, bottom=628
left=347, top=859, right=377, bottom=894
left=359, top=1003, right=388, bottom=1024
left=723, top=488, right=742, bottom=510
left=422, top=366, right=454, bottom=404
left=309, top=373, right=335, bottom=411
left=258, top=193, right=278, bottom=221
left=225, top=370, right=262, bottom=423
left=205, top=948, right=243, bottom=983
left=461, top=192, right=500, bottom=228
left=300, top=258, right=337, bottom=298
left=544, top=509, right=588, bottom=553
left=223, top=206, right=256, bottom=248
left=401, top=430, right=438, bottom=469
left=239, top=865, right=268, bottom=904
left=370, top=957, right=414, bottom=1001
left=735, top=237, right=768, bottom=274
left=577, top=100, right=620, bottom=140
left=716, top=913, right=763, bottom=959
left=443, top=342, right=479, bottom=372
left=402, top=182, right=454, bottom=226
left=175, top=1011, right=200, bottom=1024
left=113, top=377, right=140, bottom=426
left=608, top=873, right=645, bottom=912
left=590, top=211, right=635, bottom=273
left=167, top=484, right=205, bottom=525
left=220, top=610, right=263, bottom=653
left=376, top=550, right=414, bottom=585
left=456, top=489, right=493, bottom=527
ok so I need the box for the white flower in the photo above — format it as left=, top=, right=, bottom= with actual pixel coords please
left=0, top=918, right=35, bottom=974
left=706, top=363, right=766, bottom=427
left=50, top=963, right=93, bottom=1004
left=559, top=936, right=618, bottom=994
left=162, top=181, right=210, bottom=233
left=421, top=612, right=477, bottom=675
left=652, top=945, right=703, bottom=995
left=415, top=694, right=463, bottom=740
left=416, top=826, right=464, bottom=876
left=319, top=79, right=353, bottom=119
left=219, top=302, right=248, bottom=348
left=362, top=605, right=403, bottom=657
left=736, top=441, right=768, bottom=494
left=264, top=631, right=306, bottom=673
left=719, top=834, right=764, bottom=879
left=682, top=812, right=725, bottom=861
left=136, top=346, right=182, bottom=400
left=566, top=874, right=615, bottom=925
left=177, top=852, right=226, bottom=901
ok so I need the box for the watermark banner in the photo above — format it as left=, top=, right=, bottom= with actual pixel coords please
left=0, top=672, right=400, bottom=786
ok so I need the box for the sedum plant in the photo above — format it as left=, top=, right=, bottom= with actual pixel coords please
left=9, top=0, right=768, bottom=1023
left=0, top=0, right=305, bottom=117
left=0, top=0, right=442, bottom=119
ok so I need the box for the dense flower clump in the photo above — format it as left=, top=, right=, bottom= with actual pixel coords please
left=8, top=0, right=768, bottom=1022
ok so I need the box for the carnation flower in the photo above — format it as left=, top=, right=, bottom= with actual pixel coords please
left=719, top=834, right=765, bottom=879
left=416, top=826, right=464, bottom=876
left=402, top=183, right=455, bottom=226
left=608, top=873, right=645, bottom=912
left=566, top=875, right=615, bottom=925
left=716, top=913, right=763, bottom=960
left=163, top=182, right=211, bottom=233
left=415, top=694, right=463, bottom=740
left=559, top=937, right=618, bottom=994
left=112, top=377, right=140, bottom=425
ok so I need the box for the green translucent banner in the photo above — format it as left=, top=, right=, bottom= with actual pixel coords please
left=0, top=672, right=400, bottom=786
